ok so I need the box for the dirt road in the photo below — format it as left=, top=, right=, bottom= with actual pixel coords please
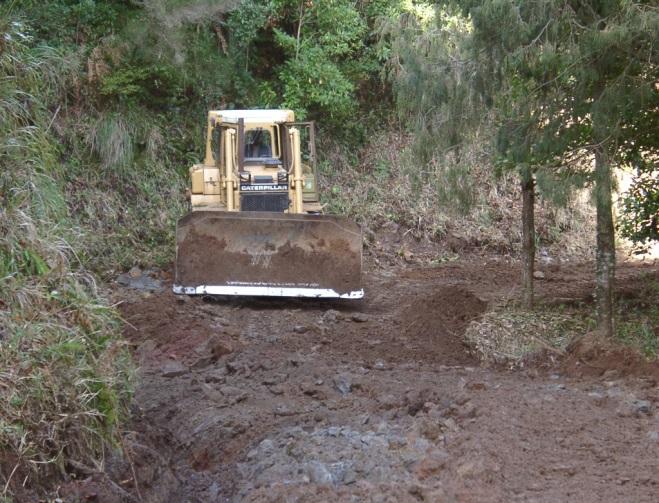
left=78, top=258, right=659, bottom=502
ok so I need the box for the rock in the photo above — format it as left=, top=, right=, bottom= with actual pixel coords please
left=210, top=337, right=233, bottom=359
left=307, top=461, right=334, bottom=484
left=373, top=359, right=387, bottom=370
left=350, top=313, right=369, bottom=323
left=441, top=417, right=459, bottom=431
left=137, top=339, right=157, bottom=360
left=300, top=381, right=326, bottom=399
left=387, top=435, right=406, bottom=449
left=455, top=402, right=478, bottom=419
left=116, top=274, right=131, bottom=287
left=221, top=386, right=248, bottom=404
left=533, top=270, right=545, bottom=280
left=288, top=355, right=305, bottom=367
left=633, top=399, right=652, bottom=415
left=203, top=368, right=227, bottom=384
left=161, top=360, right=188, bottom=378
left=321, top=309, right=342, bottom=324
left=225, top=360, right=242, bottom=374
left=273, top=405, right=299, bottom=416
left=327, top=426, right=341, bottom=437
left=647, top=431, right=659, bottom=442
left=190, top=356, right=214, bottom=370
left=342, top=468, right=357, bottom=485
left=116, top=269, right=163, bottom=291
left=466, top=381, right=487, bottom=391
left=200, top=383, right=224, bottom=403
left=418, top=418, right=443, bottom=441
left=333, top=374, right=352, bottom=395
left=293, top=325, right=309, bottom=334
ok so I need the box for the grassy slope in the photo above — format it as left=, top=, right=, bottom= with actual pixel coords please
left=0, top=19, right=187, bottom=498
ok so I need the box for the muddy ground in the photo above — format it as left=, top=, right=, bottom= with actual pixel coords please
left=67, top=257, right=659, bottom=502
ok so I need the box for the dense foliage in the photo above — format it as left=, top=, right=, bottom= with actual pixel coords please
left=386, top=0, right=658, bottom=327
left=0, top=0, right=656, bottom=497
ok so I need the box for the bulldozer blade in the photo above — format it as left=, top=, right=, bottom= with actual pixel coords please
left=173, top=211, right=363, bottom=298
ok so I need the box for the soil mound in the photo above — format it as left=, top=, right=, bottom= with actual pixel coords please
left=400, top=286, right=486, bottom=364
left=563, top=332, right=659, bottom=379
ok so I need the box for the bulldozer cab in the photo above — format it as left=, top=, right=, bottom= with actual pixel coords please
left=209, top=118, right=319, bottom=205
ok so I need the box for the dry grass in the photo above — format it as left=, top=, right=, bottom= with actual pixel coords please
left=320, top=129, right=596, bottom=261
left=464, top=309, right=588, bottom=368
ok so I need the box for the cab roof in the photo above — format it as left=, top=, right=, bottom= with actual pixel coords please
left=210, top=109, right=295, bottom=124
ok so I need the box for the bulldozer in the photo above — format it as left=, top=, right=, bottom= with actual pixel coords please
left=173, top=109, right=363, bottom=298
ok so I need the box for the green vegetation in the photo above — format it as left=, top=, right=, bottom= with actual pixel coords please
left=0, top=0, right=657, bottom=497
left=0, top=19, right=132, bottom=498
left=616, top=275, right=659, bottom=358
left=386, top=1, right=658, bottom=331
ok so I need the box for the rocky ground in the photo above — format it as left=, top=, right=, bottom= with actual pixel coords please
left=63, top=257, right=659, bottom=502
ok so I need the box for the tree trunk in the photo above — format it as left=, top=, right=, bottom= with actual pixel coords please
left=521, top=169, right=535, bottom=309
left=594, top=148, right=616, bottom=337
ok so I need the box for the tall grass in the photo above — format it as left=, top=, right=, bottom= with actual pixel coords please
left=0, top=20, right=132, bottom=499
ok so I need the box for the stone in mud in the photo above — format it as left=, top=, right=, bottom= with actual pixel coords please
left=203, top=368, right=226, bottom=384
left=306, top=461, right=334, bottom=484
left=273, top=405, right=299, bottom=416
left=268, top=385, right=286, bottom=395
left=137, top=339, right=157, bottom=361
left=221, top=385, right=248, bottom=404
left=351, top=313, right=369, bottom=323
left=373, top=359, right=388, bottom=370
left=333, top=374, right=353, bottom=395
left=633, top=399, right=652, bottom=415
left=117, top=268, right=163, bottom=292
left=161, top=360, right=188, bottom=378
left=293, top=325, right=309, bottom=334
left=321, top=309, right=342, bottom=324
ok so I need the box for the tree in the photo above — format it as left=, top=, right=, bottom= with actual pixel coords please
left=226, top=0, right=403, bottom=128
left=384, top=4, right=564, bottom=308
left=619, top=171, right=659, bottom=250
left=439, top=0, right=658, bottom=334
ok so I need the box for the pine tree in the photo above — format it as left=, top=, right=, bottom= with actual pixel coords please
left=434, top=0, right=658, bottom=333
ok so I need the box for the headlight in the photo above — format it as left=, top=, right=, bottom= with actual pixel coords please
left=277, top=171, right=288, bottom=184
left=304, top=178, right=314, bottom=191
left=239, top=171, right=251, bottom=183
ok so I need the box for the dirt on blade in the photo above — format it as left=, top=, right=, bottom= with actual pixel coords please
left=73, top=257, right=659, bottom=503
left=175, top=212, right=362, bottom=294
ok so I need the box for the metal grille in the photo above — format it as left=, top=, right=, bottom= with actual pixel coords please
left=240, top=193, right=289, bottom=212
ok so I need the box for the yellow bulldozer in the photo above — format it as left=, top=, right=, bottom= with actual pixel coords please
left=173, top=109, right=363, bottom=298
